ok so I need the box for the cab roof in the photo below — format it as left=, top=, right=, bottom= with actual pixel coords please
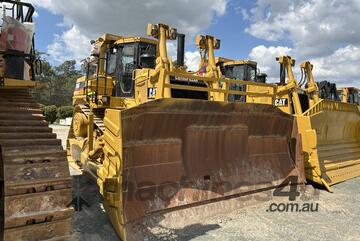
left=215, top=57, right=257, bottom=67
left=114, top=36, right=157, bottom=45
left=95, top=34, right=157, bottom=46
left=338, top=87, right=360, bottom=92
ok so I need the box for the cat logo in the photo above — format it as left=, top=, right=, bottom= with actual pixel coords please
left=275, top=98, right=288, bottom=107
left=148, top=87, right=157, bottom=98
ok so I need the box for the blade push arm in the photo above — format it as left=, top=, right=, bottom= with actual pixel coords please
left=300, top=61, right=320, bottom=107
left=276, top=56, right=303, bottom=115
left=196, top=34, right=223, bottom=100
left=147, top=23, right=177, bottom=98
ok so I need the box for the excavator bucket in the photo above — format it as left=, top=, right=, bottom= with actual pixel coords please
left=97, top=98, right=305, bottom=241
left=297, top=99, right=360, bottom=191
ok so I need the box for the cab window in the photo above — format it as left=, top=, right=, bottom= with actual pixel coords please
left=120, top=45, right=135, bottom=94
left=106, top=48, right=118, bottom=75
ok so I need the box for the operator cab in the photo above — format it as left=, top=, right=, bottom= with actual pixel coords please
left=217, top=58, right=258, bottom=102
left=347, top=88, right=359, bottom=105
left=105, top=38, right=157, bottom=98
left=104, top=35, right=208, bottom=101
left=83, top=33, right=211, bottom=104
left=317, top=81, right=340, bottom=101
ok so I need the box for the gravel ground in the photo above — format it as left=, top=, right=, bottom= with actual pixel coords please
left=51, top=124, right=360, bottom=241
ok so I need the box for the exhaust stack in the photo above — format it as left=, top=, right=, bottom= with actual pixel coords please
left=280, top=63, right=286, bottom=84
left=177, top=33, right=185, bottom=67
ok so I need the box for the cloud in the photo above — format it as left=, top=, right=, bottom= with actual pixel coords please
left=29, top=0, right=228, bottom=63
left=185, top=51, right=201, bottom=71
left=310, top=45, right=360, bottom=87
left=46, top=26, right=90, bottom=64
left=245, top=0, right=360, bottom=87
left=166, top=42, right=177, bottom=61
left=166, top=42, right=200, bottom=71
left=249, top=45, right=292, bottom=83
left=249, top=44, right=360, bottom=87
left=245, top=0, right=360, bottom=58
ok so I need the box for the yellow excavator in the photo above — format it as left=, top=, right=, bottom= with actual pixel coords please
left=67, top=24, right=305, bottom=241
left=0, top=1, right=72, bottom=240
left=214, top=54, right=360, bottom=192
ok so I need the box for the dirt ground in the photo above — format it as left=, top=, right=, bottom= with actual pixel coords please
left=51, top=124, right=360, bottom=241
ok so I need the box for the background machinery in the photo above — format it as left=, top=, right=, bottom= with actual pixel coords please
left=274, top=57, right=360, bottom=191
left=317, top=80, right=340, bottom=101
left=0, top=1, right=73, bottom=240
left=338, top=87, right=359, bottom=105
left=67, top=23, right=305, bottom=241
left=214, top=53, right=360, bottom=192
left=215, top=57, right=270, bottom=104
left=216, top=57, right=267, bottom=83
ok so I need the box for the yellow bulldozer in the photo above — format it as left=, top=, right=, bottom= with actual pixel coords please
left=67, top=23, right=305, bottom=241
left=215, top=55, right=360, bottom=192
left=338, top=87, right=359, bottom=105
left=0, top=1, right=73, bottom=240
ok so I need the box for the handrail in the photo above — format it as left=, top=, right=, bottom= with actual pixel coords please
left=159, top=70, right=277, bottom=100
left=85, top=62, right=90, bottom=98
left=104, top=52, right=108, bottom=96
left=164, top=83, right=275, bottom=98
left=167, top=70, right=277, bottom=88
left=0, top=0, right=34, bottom=24
left=0, top=1, right=36, bottom=81
left=303, top=99, right=359, bottom=116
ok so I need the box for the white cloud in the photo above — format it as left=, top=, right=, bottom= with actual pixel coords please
left=249, top=45, right=293, bottom=83
left=240, top=8, right=250, bottom=20
left=245, top=0, right=360, bottom=87
left=185, top=51, right=201, bottom=71
left=46, top=26, right=90, bottom=64
left=166, top=42, right=177, bottom=61
left=310, top=45, right=360, bottom=87
left=166, top=42, right=201, bottom=71
left=249, top=44, right=360, bottom=87
left=29, top=0, right=228, bottom=63
left=245, top=0, right=360, bottom=58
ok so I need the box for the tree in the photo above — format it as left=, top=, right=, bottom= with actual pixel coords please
left=31, top=59, right=82, bottom=107
left=43, top=105, right=57, bottom=123
left=57, top=106, right=73, bottom=119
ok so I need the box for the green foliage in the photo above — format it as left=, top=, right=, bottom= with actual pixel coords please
left=30, top=58, right=79, bottom=123
left=31, top=59, right=82, bottom=107
left=43, top=105, right=57, bottom=123
left=57, top=106, right=73, bottom=119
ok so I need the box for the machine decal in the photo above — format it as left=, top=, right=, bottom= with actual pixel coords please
left=275, top=98, right=288, bottom=107
left=148, top=87, right=157, bottom=98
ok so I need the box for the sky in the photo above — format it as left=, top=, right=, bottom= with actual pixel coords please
left=28, top=0, right=360, bottom=87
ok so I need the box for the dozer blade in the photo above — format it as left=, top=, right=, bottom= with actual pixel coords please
left=98, top=98, right=305, bottom=241
left=0, top=89, right=73, bottom=241
left=298, top=100, right=360, bottom=190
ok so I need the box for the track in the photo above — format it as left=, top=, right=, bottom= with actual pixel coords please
left=67, top=104, right=105, bottom=144
left=0, top=89, right=73, bottom=241
left=79, top=104, right=105, bottom=132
